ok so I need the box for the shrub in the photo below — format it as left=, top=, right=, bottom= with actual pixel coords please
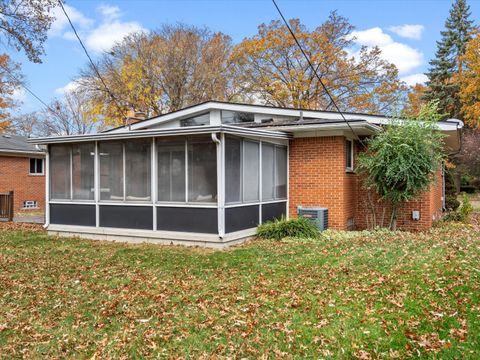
left=257, top=217, right=319, bottom=240
left=444, top=168, right=460, bottom=211
left=443, top=193, right=474, bottom=223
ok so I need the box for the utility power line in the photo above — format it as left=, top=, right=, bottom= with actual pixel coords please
left=0, top=62, right=66, bottom=121
left=57, top=0, right=126, bottom=118
left=271, top=0, right=367, bottom=148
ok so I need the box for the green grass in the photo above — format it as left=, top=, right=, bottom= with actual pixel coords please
left=0, top=223, right=479, bottom=358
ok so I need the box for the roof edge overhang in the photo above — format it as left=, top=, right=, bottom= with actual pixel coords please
left=0, top=149, right=45, bottom=156
left=262, top=121, right=383, bottom=135
left=27, top=125, right=292, bottom=145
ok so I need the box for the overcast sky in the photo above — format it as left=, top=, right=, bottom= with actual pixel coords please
left=9, top=0, right=480, bottom=114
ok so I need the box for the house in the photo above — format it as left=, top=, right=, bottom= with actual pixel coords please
left=29, top=101, right=463, bottom=247
left=0, top=134, right=45, bottom=218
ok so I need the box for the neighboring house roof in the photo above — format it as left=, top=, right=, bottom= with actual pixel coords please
left=0, top=134, right=45, bottom=156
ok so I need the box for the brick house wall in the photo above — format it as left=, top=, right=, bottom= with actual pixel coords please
left=289, top=136, right=444, bottom=231
left=0, top=155, right=45, bottom=215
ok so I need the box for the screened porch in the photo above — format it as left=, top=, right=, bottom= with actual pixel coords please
left=44, top=127, right=289, bottom=243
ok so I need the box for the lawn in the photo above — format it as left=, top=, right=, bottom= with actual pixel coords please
left=0, top=219, right=479, bottom=359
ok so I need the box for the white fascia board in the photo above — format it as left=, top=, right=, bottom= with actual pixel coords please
left=262, top=122, right=382, bottom=135
left=127, top=101, right=388, bottom=131
left=27, top=125, right=291, bottom=145
left=366, top=117, right=463, bottom=131
left=0, top=149, right=46, bottom=156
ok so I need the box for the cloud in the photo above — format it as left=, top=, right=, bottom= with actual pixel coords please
left=55, top=3, right=147, bottom=53
left=388, top=25, right=424, bottom=40
left=85, top=20, right=146, bottom=52
left=49, top=4, right=93, bottom=37
left=97, top=4, right=122, bottom=21
left=349, top=27, right=424, bottom=75
left=401, top=73, right=428, bottom=86
left=55, top=80, right=81, bottom=95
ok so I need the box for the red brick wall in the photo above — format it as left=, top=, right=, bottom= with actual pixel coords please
left=289, top=136, right=349, bottom=229
left=289, top=136, right=444, bottom=231
left=0, top=155, right=45, bottom=215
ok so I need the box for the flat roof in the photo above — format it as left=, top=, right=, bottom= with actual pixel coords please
left=28, top=124, right=292, bottom=145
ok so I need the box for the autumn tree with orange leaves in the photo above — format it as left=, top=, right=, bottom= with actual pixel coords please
left=231, top=13, right=407, bottom=113
left=0, top=55, right=23, bottom=132
left=456, top=33, right=480, bottom=128
left=402, top=84, right=428, bottom=118
left=79, top=24, right=234, bottom=127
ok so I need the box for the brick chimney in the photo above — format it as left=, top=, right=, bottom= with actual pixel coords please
left=124, top=109, right=146, bottom=127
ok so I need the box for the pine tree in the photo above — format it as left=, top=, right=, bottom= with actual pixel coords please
left=424, top=0, right=475, bottom=120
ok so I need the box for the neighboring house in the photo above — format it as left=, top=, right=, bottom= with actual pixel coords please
left=29, top=101, right=463, bottom=247
left=0, top=134, right=45, bottom=216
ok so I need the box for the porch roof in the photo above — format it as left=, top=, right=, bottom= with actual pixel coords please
left=27, top=124, right=291, bottom=145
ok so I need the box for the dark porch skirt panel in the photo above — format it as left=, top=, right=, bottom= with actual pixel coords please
left=50, top=204, right=96, bottom=226
left=100, top=205, right=153, bottom=230
left=225, top=205, right=259, bottom=233
left=156, top=207, right=218, bottom=233
left=261, top=201, right=287, bottom=223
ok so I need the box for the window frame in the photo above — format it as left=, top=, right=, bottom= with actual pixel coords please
left=22, top=200, right=38, bottom=209
left=29, top=158, right=44, bottom=175
left=50, top=143, right=95, bottom=202
left=99, top=139, right=152, bottom=203
left=155, top=136, right=218, bottom=205
left=346, top=138, right=354, bottom=172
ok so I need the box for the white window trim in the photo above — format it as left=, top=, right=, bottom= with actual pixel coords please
left=346, top=139, right=354, bottom=172
left=29, top=158, right=44, bottom=175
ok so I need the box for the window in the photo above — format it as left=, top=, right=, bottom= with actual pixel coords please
left=188, top=139, right=217, bottom=202
left=224, top=137, right=286, bottom=205
left=72, top=143, right=95, bottom=200
left=180, top=113, right=210, bottom=127
left=261, top=143, right=275, bottom=201
left=275, top=146, right=287, bottom=199
left=100, top=140, right=152, bottom=202
left=51, top=143, right=95, bottom=201
left=23, top=200, right=38, bottom=209
left=221, top=111, right=255, bottom=124
left=125, top=140, right=151, bottom=201
left=346, top=139, right=354, bottom=171
left=50, top=145, right=71, bottom=200
left=100, top=142, right=123, bottom=201
left=157, top=140, right=186, bottom=202
left=242, top=141, right=259, bottom=202
left=225, top=136, right=242, bottom=203
left=29, top=158, right=44, bottom=175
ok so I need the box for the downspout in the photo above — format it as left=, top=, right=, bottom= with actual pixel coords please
left=43, top=147, right=50, bottom=228
left=211, top=133, right=225, bottom=238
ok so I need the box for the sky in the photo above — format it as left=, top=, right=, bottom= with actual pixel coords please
left=8, top=0, right=480, bottom=114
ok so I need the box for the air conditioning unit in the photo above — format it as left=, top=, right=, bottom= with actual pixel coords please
left=297, top=207, right=328, bottom=231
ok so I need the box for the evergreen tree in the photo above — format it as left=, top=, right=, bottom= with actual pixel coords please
left=424, top=0, right=475, bottom=120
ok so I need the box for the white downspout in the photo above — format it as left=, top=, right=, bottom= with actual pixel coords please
left=43, top=148, right=50, bottom=228
left=211, top=132, right=225, bottom=238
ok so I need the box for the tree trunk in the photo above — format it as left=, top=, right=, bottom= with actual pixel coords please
left=389, top=204, right=398, bottom=231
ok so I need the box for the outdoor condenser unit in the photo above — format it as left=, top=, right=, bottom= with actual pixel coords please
left=297, top=207, right=328, bottom=231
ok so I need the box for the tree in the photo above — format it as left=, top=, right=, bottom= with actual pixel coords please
left=402, top=83, right=427, bottom=118
left=357, top=102, right=445, bottom=230
left=0, top=54, right=23, bottom=132
left=78, top=24, right=233, bottom=126
left=423, top=0, right=476, bottom=120
left=456, top=33, right=480, bottom=128
left=0, top=0, right=58, bottom=63
left=231, top=14, right=407, bottom=113
left=12, top=88, right=98, bottom=137
left=38, top=88, right=98, bottom=136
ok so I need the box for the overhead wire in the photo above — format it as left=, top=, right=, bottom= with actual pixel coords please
left=271, top=0, right=367, bottom=148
